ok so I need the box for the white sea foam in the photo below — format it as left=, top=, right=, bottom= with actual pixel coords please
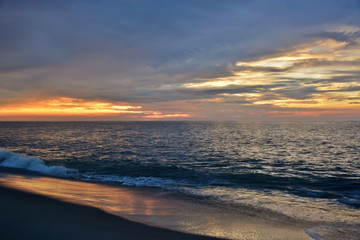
left=0, top=150, right=203, bottom=194
left=81, top=172, right=224, bottom=200
left=0, top=149, right=79, bottom=178
left=81, top=173, right=190, bottom=189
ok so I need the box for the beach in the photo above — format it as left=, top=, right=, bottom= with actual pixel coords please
left=0, top=185, right=222, bottom=240
left=0, top=122, right=359, bottom=240
left=0, top=168, right=314, bottom=240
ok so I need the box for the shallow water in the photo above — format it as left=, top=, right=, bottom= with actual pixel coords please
left=0, top=172, right=312, bottom=240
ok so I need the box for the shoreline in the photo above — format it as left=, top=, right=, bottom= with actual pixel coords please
left=1, top=171, right=359, bottom=240
left=0, top=185, right=222, bottom=240
left=0, top=168, right=314, bottom=240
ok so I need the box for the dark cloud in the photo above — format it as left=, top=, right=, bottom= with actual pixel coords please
left=2, top=0, right=358, bottom=71
left=309, top=30, right=360, bottom=46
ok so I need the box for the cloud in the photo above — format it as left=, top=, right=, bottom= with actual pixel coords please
left=178, top=28, right=360, bottom=114
left=1, top=0, right=360, bottom=120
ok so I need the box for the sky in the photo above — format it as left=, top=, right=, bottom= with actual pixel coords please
left=1, top=0, right=360, bottom=121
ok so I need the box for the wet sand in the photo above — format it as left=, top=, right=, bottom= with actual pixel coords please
left=0, top=186, right=222, bottom=240
left=0, top=167, right=314, bottom=240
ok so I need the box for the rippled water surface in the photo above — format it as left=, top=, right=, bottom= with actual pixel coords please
left=0, top=121, right=359, bottom=228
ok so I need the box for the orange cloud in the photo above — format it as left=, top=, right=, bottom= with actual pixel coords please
left=0, top=97, right=191, bottom=120
left=181, top=33, right=360, bottom=115
left=0, top=97, right=143, bottom=116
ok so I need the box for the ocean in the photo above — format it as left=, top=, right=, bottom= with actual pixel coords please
left=0, top=121, right=359, bottom=239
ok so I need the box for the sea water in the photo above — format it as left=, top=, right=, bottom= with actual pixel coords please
left=0, top=121, right=359, bottom=239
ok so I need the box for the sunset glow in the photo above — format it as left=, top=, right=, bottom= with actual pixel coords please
left=0, top=98, right=143, bottom=116
left=1, top=1, right=360, bottom=120
left=0, top=97, right=191, bottom=120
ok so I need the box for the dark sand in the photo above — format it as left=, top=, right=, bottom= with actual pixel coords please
left=0, top=186, right=222, bottom=240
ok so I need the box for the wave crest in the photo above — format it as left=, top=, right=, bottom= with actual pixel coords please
left=0, top=149, right=79, bottom=178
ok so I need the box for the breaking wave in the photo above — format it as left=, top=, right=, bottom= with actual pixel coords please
left=82, top=173, right=191, bottom=188
left=0, top=149, right=79, bottom=178
left=0, top=150, right=218, bottom=199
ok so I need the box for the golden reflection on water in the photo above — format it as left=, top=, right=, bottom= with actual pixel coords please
left=0, top=173, right=312, bottom=240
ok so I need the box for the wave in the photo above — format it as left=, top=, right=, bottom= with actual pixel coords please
left=0, top=149, right=79, bottom=178
left=2, top=149, right=360, bottom=229
left=81, top=172, right=191, bottom=188
left=1, top=149, right=359, bottom=213
left=0, top=150, right=219, bottom=200
left=0, top=149, right=191, bottom=189
left=80, top=173, right=221, bottom=199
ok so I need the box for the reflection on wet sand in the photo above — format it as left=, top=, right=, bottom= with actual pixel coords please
left=0, top=172, right=312, bottom=240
